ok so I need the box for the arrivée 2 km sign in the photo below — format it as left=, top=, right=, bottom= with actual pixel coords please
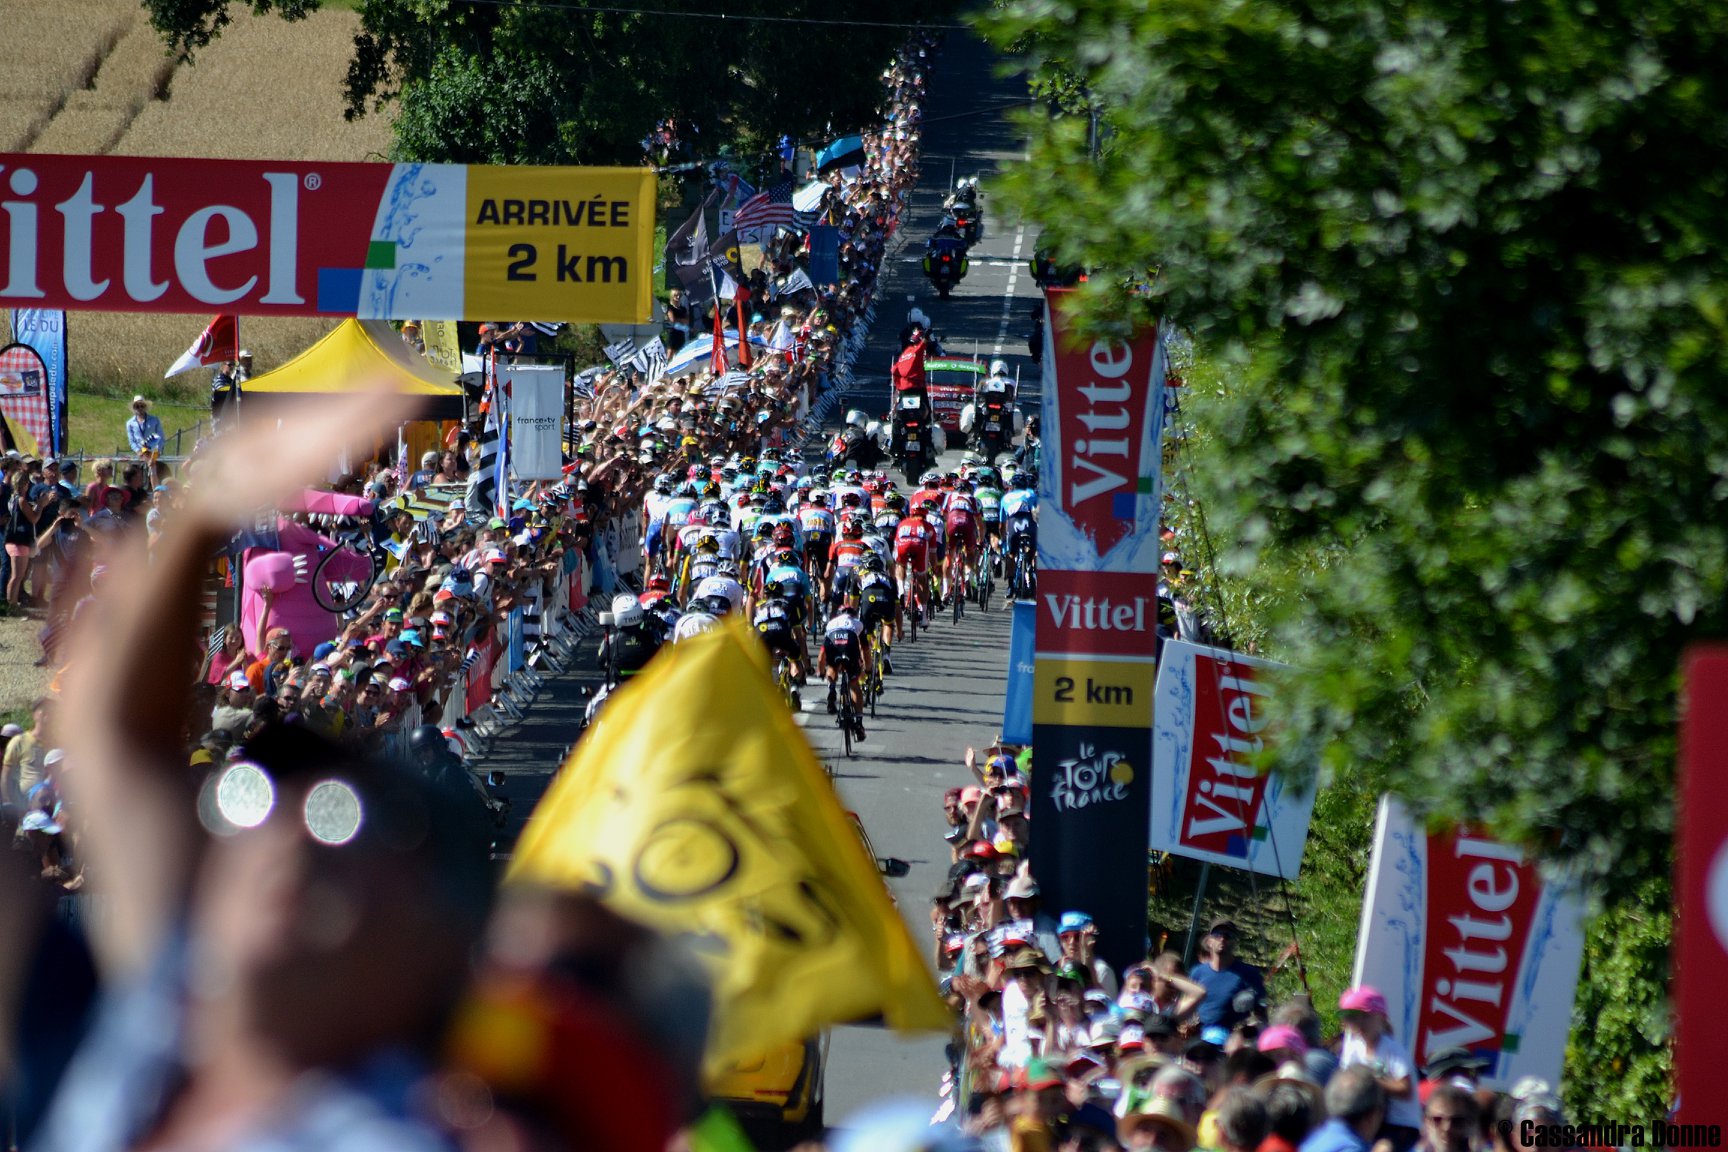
left=0, top=154, right=655, bottom=323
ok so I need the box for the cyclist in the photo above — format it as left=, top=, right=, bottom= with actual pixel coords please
left=752, top=592, right=804, bottom=693
left=819, top=595, right=870, bottom=741
left=893, top=504, right=935, bottom=638
left=826, top=515, right=872, bottom=606
left=797, top=487, right=836, bottom=599
left=973, top=466, right=1005, bottom=568
left=693, top=560, right=746, bottom=615
left=643, top=473, right=677, bottom=566
left=682, top=534, right=723, bottom=604
left=943, top=478, right=982, bottom=604
left=855, top=552, right=898, bottom=676
left=1003, top=475, right=1039, bottom=599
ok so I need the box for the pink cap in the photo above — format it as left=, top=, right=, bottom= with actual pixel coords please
left=1257, top=1025, right=1309, bottom=1055
left=960, top=785, right=983, bottom=805
left=1339, top=985, right=1389, bottom=1016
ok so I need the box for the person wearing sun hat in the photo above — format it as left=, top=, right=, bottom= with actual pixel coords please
left=1336, top=984, right=1421, bottom=1148
left=1119, top=1095, right=1198, bottom=1152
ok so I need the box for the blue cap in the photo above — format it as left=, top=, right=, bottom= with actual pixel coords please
left=1202, top=1025, right=1230, bottom=1047
left=399, top=629, right=425, bottom=647
left=311, top=641, right=337, bottom=662
left=1059, top=911, right=1094, bottom=934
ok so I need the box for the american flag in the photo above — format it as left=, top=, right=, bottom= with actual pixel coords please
left=734, top=173, right=796, bottom=234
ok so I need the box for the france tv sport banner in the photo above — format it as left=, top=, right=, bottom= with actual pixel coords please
left=0, top=154, right=654, bottom=323
left=1353, top=797, right=1585, bottom=1091
left=503, top=363, right=565, bottom=481
left=1027, top=288, right=1166, bottom=975
left=1150, top=639, right=1315, bottom=879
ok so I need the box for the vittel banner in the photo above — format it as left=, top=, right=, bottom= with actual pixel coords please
left=1028, top=293, right=1165, bottom=976
left=1037, top=288, right=1166, bottom=573
left=0, top=154, right=654, bottom=323
left=1150, top=639, right=1315, bottom=879
left=1354, top=797, right=1586, bottom=1091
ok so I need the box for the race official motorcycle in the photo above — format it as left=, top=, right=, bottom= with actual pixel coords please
left=922, top=226, right=969, bottom=298
left=891, top=391, right=937, bottom=485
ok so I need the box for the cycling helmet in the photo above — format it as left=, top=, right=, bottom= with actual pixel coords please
left=701, top=481, right=722, bottom=500
left=773, top=547, right=801, bottom=568
left=647, top=573, right=671, bottom=592
left=940, top=474, right=958, bottom=490
left=885, top=491, right=907, bottom=511
left=794, top=474, right=814, bottom=490
left=685, top=508, right=708, bottom=527
left=763, top=496, right=787, bottom=515
left=610, top=593, right=645, bottom=628
left=842, top=516, right=864, bottom=538
left=907, top=307, right=930, bottom=328
left=920, top=471, right=941, bottom=486
left=772, top=522, right=796, bottom=545
left=845, top=408, right=868, bottom=430
left=697, top=594, right=733, bottom=616
left=695, top=535, right=721, bottom=555
left=716, top=559, right=740, bottom=578
left=676, top=612, right=719, bottom=640
left=687, top=464, right=705, bottom=480
left=831, top=468, right=848, bottom=484
left=839, top=491, right=863, bottom=508
left=810, top=486, right=829, bottom=503
left=859, top=551, right=885, bottom=572
left=653, top=473, right=675, bottom=494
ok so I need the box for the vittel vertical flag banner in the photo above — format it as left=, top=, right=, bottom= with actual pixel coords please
left=1028, top=289, right=1166, bottom=975
left=1353, top=797, right=1585, bottom=1091
left=1677, top=647, right=1728, bottom=1124
left=0, top=154, right=654, bottom=323
left=1150, top=639, right=1314, bottom=879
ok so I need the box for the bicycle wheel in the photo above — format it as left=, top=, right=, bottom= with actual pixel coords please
left=952, top=566, right=965, bottom=624
left=839, top=670, right=855, bottom=758
left=311, top=540, right=379, bottom=614
left=980, top=561, right=992, bottom=613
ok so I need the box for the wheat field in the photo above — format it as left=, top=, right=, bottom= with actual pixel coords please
left=0, top=3, right=396, bottom=396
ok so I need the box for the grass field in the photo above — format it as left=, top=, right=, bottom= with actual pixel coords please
left=0, top=4, right=394, bottom=396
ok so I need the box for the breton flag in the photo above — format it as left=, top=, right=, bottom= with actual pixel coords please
left=466, top=355, right=505, bottom=516
left=165, top=314, right=239, bottom=377
left=507, top=617, right=949, bottom=1073
left=604, top=335, right=638, bottom=365
left=627, top=336, right=668, bottom=382
left=779, top=268, right=814, bottom=298
left=734, top=172, right=796, bottom=240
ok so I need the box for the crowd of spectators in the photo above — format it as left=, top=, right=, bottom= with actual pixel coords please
left=929, top=744, right=1576, bottom=1152
left=1, top=38, right=936, bottom=1152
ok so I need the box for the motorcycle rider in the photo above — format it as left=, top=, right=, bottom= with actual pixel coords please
left=971, top=359, right=1015, bottom=464
left=922, top=222, right=969, bottom=295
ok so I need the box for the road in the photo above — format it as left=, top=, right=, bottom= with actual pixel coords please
left=474, top=29, right=1041, bottom=1138
left=807, top=31, right=1042, bottom=1127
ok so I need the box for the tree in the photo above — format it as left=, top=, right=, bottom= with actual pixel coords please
left=144, top=0, right=954, bottom=167
left=985, top=0, right=1728, bottom=1109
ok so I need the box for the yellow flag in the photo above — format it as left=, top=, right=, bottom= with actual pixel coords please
left=420, top=320, right=464, bottom=374
left=507, top=617, right=950, bottom=1072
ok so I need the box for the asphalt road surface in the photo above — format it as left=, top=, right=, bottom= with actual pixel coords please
left=474, top=29, right=1042, bottom=1140
left=806, top=30, right=1042, bottom=1129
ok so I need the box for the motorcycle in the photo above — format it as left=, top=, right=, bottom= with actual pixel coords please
left=947, top=204, right=982, bottom=244
left=973, top=392, right=1012, bottom=464
left=922, top=233, right=969, bottom=298
left=825, top=425, right=885, bottom=471
left=891, top=391, right=937, bottom=485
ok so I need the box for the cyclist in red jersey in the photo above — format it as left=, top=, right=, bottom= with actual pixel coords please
left=893, top=511, right=935, bottom=639
left=943, top=480, right=982, bottom=603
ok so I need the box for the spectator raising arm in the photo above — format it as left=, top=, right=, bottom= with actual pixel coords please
left=58, top=389, right=408, bottom=977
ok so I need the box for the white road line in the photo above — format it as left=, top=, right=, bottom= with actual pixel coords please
left=992, top=223, right=1027, bottom=357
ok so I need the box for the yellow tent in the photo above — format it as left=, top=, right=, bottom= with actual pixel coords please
left=244, top=319, right=465, bottom=418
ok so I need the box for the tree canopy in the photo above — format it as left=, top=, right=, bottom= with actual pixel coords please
left=985, top=0, right=1728, bottom=1108
left=144, top=0, right=950, bottom=166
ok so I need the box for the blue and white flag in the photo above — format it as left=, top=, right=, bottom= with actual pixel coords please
left=11, top=309, right=68, bottom=454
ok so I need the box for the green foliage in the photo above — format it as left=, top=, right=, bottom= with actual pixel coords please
left=146, top=0, right=957, bottom=166
left=143, top=0, right=319, bottom=56
left=984, top=0, right=1720, bottom=1105
left=1567, top=876, right=1671, bottom=1116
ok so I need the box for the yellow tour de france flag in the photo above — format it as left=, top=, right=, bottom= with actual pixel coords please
left=507, top=616, right=949, bottom=1072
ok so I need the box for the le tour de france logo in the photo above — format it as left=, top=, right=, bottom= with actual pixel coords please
left=1051, top=741, right=1136, bottom=812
